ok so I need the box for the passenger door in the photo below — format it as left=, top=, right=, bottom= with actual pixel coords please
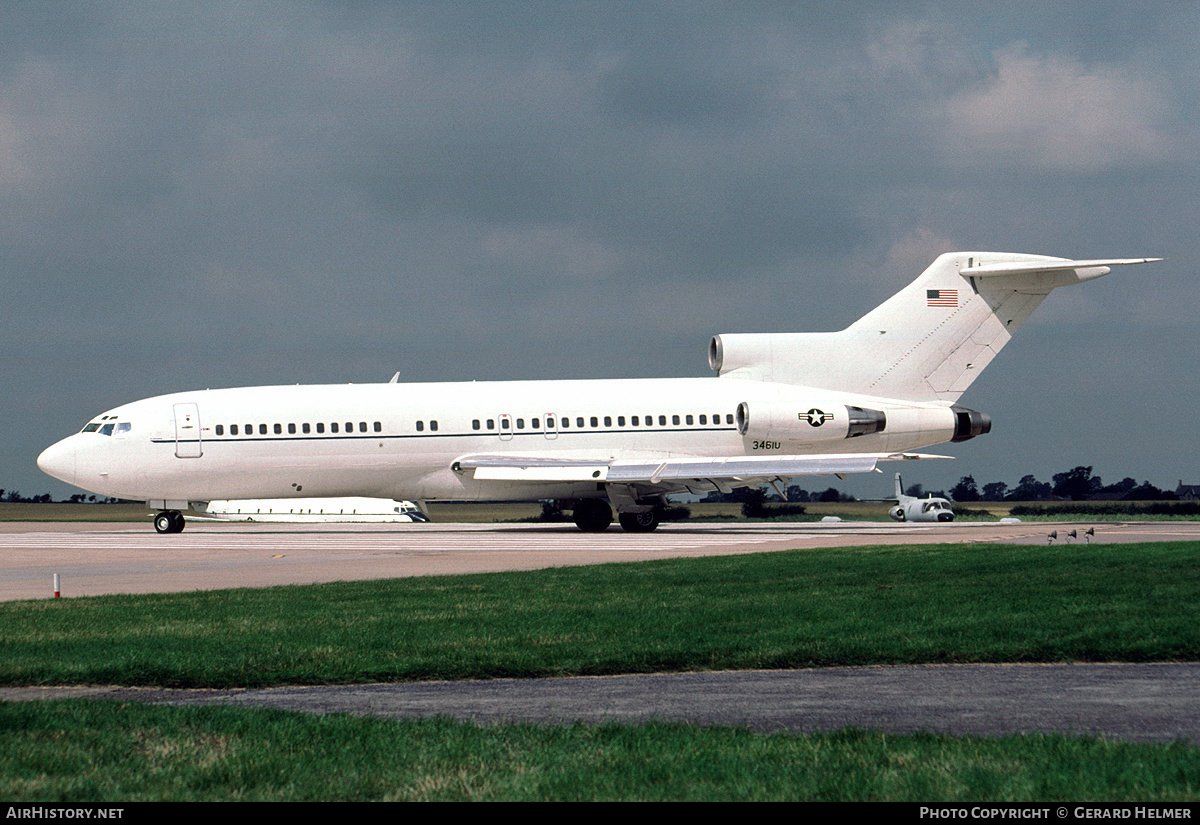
left=173, top=403, right=203, bottom=458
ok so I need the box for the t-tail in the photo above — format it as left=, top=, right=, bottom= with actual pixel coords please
left=709, top=252, right=1160, bottom=403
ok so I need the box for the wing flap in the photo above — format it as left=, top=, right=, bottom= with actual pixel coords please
left=454, top=452, right=950, bottom=484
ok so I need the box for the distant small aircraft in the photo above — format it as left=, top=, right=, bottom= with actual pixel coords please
left=887, top=474, right=954, bottom=523
left=194, top=497, right=429, bottom=524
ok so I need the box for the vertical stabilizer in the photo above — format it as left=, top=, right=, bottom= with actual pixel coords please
left=709, top=253, right=1159, bottom=402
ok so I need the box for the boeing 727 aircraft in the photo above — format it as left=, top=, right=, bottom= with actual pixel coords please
left=37, top=252, right=1159, bottom=533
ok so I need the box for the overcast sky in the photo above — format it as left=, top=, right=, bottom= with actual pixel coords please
left=4, top=1, right=1197, bottom=501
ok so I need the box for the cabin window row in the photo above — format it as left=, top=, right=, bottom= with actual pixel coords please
left=208, top=412, right=734, bottom=438
left=469, top=413, right=735, bottom=430
left=213, top=421, right=383, bottom=436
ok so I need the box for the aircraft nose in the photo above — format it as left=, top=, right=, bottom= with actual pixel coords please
left=37, top=438, right=77, bottom=486
left=938, top=511, right=954, bottom=522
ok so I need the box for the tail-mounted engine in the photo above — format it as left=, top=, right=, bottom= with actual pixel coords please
left=735, top=400, right=887, bottom=445
left=951, top=405, right=992, bottom=442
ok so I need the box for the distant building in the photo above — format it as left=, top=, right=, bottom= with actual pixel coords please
left=1177, top=482, right=1200, bottom=501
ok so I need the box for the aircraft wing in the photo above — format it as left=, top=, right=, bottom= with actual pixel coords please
left=454, top=452, right=950, bottom=485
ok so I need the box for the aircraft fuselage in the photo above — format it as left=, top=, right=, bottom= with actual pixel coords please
left=38, top=376, right=959, bottom=506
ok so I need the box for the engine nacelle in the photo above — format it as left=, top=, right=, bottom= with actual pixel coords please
left=735, top=399, right=887, bottom=446
left=951, top=405, right=992, bottom=442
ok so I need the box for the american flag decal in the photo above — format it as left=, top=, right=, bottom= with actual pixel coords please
left=927, top=288, right=958, bottom=307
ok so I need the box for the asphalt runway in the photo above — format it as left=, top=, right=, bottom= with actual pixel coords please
left=5, top=663, right=1199, bottom=745
left=4, top=519, right=1198, bottom=745
left=3, top=518, right=1198, bottom=602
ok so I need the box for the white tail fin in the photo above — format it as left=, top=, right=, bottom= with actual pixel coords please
left=710, top=252, right=1160, bottom=402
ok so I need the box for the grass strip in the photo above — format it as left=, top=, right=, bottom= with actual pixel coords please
left=3, top=699, right=1199, bottom=802
left=2, top=541, right=1198, bottom=688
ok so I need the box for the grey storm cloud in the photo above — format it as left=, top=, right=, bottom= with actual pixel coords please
left=3, top=1, right=1197, bottom=499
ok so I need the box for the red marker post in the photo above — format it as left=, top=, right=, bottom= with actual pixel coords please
left=53, top=573, right=60, bottom=598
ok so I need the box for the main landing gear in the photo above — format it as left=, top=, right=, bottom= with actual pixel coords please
left=154, top=510, right=186, bottom=534
left=572, top=500, right=660, bottom=533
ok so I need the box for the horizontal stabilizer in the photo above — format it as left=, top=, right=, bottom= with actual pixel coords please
left=964, top=257, right=1162, bottom=280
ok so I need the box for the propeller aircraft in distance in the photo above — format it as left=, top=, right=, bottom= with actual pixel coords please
left=886, top=474, right=955, bottom=523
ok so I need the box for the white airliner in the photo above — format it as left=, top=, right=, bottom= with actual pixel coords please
left=195, top=497, right=429, bottom=524
left=37, top=252, right=1158, bottom=534
left=887, top=474, right=954, bottom=523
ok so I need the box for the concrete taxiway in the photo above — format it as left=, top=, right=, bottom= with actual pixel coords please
left=3, top=519, right=1199, bottom=745
left=2, top=518, right=1198, bottom=602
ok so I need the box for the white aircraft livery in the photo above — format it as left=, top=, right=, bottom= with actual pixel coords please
left=887, top=474, right=954, bottom=523
left=38, top=252, right=1159, bottom=534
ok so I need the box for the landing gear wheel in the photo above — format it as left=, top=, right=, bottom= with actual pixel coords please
left=154, top=510, right=185, bottom=534
left=573, top=500, right=613, bottom=532
left=618, top=510, right=660, bottom=532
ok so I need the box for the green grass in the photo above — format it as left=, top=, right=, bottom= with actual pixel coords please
left=3, top=700, right=1198, bottom=801
left=2, top=541, right=1198, bottom=688
left=4, top=541, right=1200, bottom=802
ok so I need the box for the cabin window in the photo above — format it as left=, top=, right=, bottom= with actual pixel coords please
left=500, top=419, right=510, bottom=430
left=303, top=423, right=311, bottom=434
left=531, top=418, right=540, bottom=429
left=215, top=425, right=224, bottom=436
left=288, top=423, right=296, bottom=434
left=686, top=415, right=693, bottom=425
left=603, top=416, right=612, bottom=427
left=472, top=419, right=481, bottom=430
left=359, top=422, right=367, bottom=432
left=590, top=416, right=598, bottom=427
left=516, top=418, right=525, bottom=429
left=430, top=420, right=438, bottom=431
left=345, top=422, right=353, bottom=432
left=259, top=424, right=268, bottom=435
left=560, top=417, right=568, bottom=428
left=659, top=415, right=667, bottom=426
left=487, top=419, right=495, bottom=429
left=617, top=416, right=625, bottom=426
left=317, top=423, right=325, bottom=433
left=273, top=424, right=282, bottom=434
left=576, top=417, right=585, bottom=428
left=416, top=421, right=423, bottom=432
left=546, top=417, right=555, bottom=428
left=726, top=413, right=734, bottom=424
left=230, top=424, right=238, bottom=435
left=374, top=422, right=382, bottom=432
left=631, top=416, right=639, bottom=426
left=332, top=422, right=340, bottom=433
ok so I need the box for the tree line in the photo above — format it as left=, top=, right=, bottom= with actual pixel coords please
left=0, top=490, right=120, bottom=504
left=929, top=466, right=1179, bottom=503
left=700, top=465, right=1184, bottom=505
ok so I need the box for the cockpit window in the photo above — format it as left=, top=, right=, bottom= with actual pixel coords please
left=82, top=423, right=101, bottom=433
left=114, top=422, right=132, bottom=435
left=99, top=424, right=114, bottom=436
